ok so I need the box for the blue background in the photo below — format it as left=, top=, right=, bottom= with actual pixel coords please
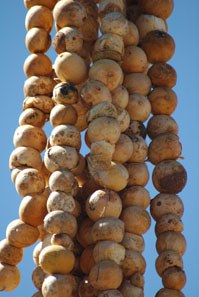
left=0, top=1, right=198, bottom=296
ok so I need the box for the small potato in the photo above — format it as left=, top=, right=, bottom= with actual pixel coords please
left=23, top=95, right=54, bottom=114
left=148, top=62, right=177, bottom=88
left=147, top=115, right=178, bottom=139
left=42, top=274, right=76, bottom=297
left=47, top=191, right=75, bottom=213
left=127, top=93, right=151, bottom=122
left=24, top=76, right=55, bottom=97
left=111, top=85, right=129, bottom=109
left=128, top=136, right=148, bottom=163
left=25, top=27, right=51, bottom=53
left=24, top=53, right=52, bottom=77
left=51, top=233, right=74, bottom=250
left=122, top=249, right=146, bottom=277
left=87, top=102, right=118, bottom=123
left=101, top=12, right=129, bottom=37
left=155, top=213, right=184, bottom=236
left=50, top=125, right=81, bottom=150
left=156, top=231, right=186, bottom=256
left=93, top=241, right=125, bottom=265
left=53, top=82, right=78, bottom=105
left=122, top=46, right=148, bottom=73
left=125, top=121, right=147, bottom=139
left=123, top=21, right=139, bottom=46
left=126, top=162, right=149, bottom=187
left=49, top=170, right=78, bottom=195
left=32, top=266, right=46, bottom=291
left=0, top=239, right=23, bottom=266
left=25, top=5, right=53, bottom=32
left=50, top=104, right=77, bottom=127
left=0, top=263, right=20, bottom=292
left=9, top=146, right=42, bottom=170
left=155, top=250, right=183, bottom=276
left=116, top=107, right=130, bottom=132
left=148, top=87, right=177, bottom=115
left=19, top=108, right=46, bottom=127
left=79, top=16, right=99, bottom=42
left=124, top=73, right=151, bottom=96
left=89, top=141, right=115, bottom=170
left=113, top=134, right=133, bottom=163
left=99, top=0, right=125, bottom=18
left=121, top=186, right=150, bottom=209
left=53, top=27, right=83, bottom=54
left=162, top=267, right=186, bottom=291
left=121, top=233, right=145, bottom=253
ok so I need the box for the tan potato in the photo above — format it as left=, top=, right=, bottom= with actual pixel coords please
left=44, top=210, right=77, bottom=237
left=113, top=134, right=133, bottom=163
left=101, top=12, right=129, bottom=37
left=11, top=167, right=28, bottom=184
left=50, top=104, right=77, bottom=127
left=127, top=93, right=151, bottom=122
left=9, top=147, right=42, bottom=171
left=25, top=5, right=53, bottom=32
left=32, top=266, right=46, bottom=291
left=91, top=217, right=124, bottom=243
left=141, top=31, right=175, bottom=63
left=25, top=27, right=51, bottom=53
left=24, top=76, right=55, bottom=97
left=49, top=170, right=78, bottom=195
left=136, top=14, right=167, bottom=41
left=89, top=260, right=123, bottom=290
left=89, top=59, right=123, bottom=91
left=122, top=249, right=146, bottom=277
left=89, top=141, right=115, bottom=170
left=150, top=193, right=184, bottom=221
left=155, top=288, right=185, bottom=297
left=42, top=274, right=76, bottom=297
left=130, top=273, right=145, bottom=288
left=122, top=46, right=148, bottom=73
left=79, top=16, right=99, bottom=42
left=156, top=231, right=186, bottom=256
left=24, top=0, right=58, bottom=10
left=121, top=186, right=150, bottom=209
left=93, top=33, right=124, bottom=62
left=0, top=263, right=20, bottom=292
left=47, top=191, right=75, bottom=213
left=6, top=219, right=39, bottom=248
left=53, top=0, right=87, bottom=28
left=0, top=239, right=23, bottom=266
left=73, top=99, right=89, bottom=131
left=124, top=73, right=151, bottom=96
left=80, top=245, right=95, bottom=274
left=111, top=85, right=129, bottom=109
left=77, top=218, right=94, bottom=247
left=126, top=162, right=149, bottom=187
left=155, top=213, right=184, bottom=236
left=125, top=121, right=147, bottom=139
left=116, top=107, right=130, bottom=132
left=86, top=189, right=122, bottom=222
left=19, top=108, right=46, bottom=127
left=121, top=233, right=145, bottom=253
left=139, top=0, right=174, bottom=19
left=51, top=233, right=74, bottom=250
left=53, top=82, right=78, bottom=105
left=80, top=80, right=112, bottom=108
left=54, top=52, right=88, bottom=85
left=87, top=102, right=118, bottom=123
left=99, top=0, right=125, bottom=18
left=98, top=290, right=123, bottom=297
left=23, top=95, right=54, bottom=114
left=162, top=267, right=186, bottom=291
left=24, top=53, right=52, bottom=77
left=121, top=206, right=151, bottom=235
left=14, top=125, right=47, bottom=152
left=149, top=87, right=177, bottom=115
left=152, top=160, right=187, bottom=193
left=128, top=136, right=147, bottom=163
left=50, top=125, right=81, bottom=150
left=123, top=21, right=139, bottom=46
left=93, top=241, right=125, bottom=265
left=39, top=245, right=75, bottom=274
left=147, top=115, right=178, bottom=139
left=79, top=277, right=98, bottom=297
left=19, top=189, right=49, bottom=226
left=148, top=63, right=177, bottom=88
left=87, top=117, right=120, bottom=144
left=155, top=250, right=183, bottom=276
left=53, top=27, right=83, bottom=54
left=120, top=281, right=144, bottom=297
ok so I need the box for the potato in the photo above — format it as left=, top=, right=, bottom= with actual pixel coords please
left=86, top=189, right=122, bottom=222
left=33, top=235, right=52, bottom=265
left=53, top=82, right=78, bottom=105
left=73, top=99, right=89, bottom=131
left=141, top=31, right=175, bottom=63
left=50, top=104, right=77, bottom=127
left=128, top=136, right=147, bottom=163
left=19, top=189, right=49, bottom=226
left=53, top=27, right=83, bottom=54
left=89, top=141, right=115, bottom=170
left=162, top=267, right=186, bottom=290
left=113, top=134, right=133, bottom=163
left=127, top=93, right=151, bottom=122
left=152, top=160, right=187, bottom=193
left=156, top=231, right=186, bottom=256
left=25, top=5, right=53, bottom=32
left=123, top=21, right=139, bottom=46
left=155, top=213, right=184, bottom=236
left=0, top=263, right=20, bottom=292
left=39, top=245, right=75, bottom=274
left=79, top=16, right=99, bottom=42
left=24, top=53, right=52, bottom=77
left=6, top=219, right=39, bottom=248
left=101, top=12, right=129, bottom=37
left=155, top=288, right=185, bottom=297
left=155, top=250, right=183, bottom=276
left=87, top=102, right=118, bottom=123
left=121, top=233, right=145, bottom=253
left=47, top=191, right=75, bottom=213
left=99, top=0, right=125, bottom=18
left=77, top=218, right=94, bottom=247
left=89, top=260, right=123, bottom=290
left=19, top=107, right=46, bottom=127
left=50, top=125, right=81, bottom=150
left=9, top=146, right=42, bottom=170
left=126, top=162, right=149, bottom=187
left=122, top=249, right=146, bottom=277
left=120, top=280, right=144, bottom=297
left=124, top=73, right=151, bottom=96
left=51, top=233, right=74, bottom=250
left=80, top=80, right=112, bottom=108
left=49, top=170, right=78, bottom=195
left=111, top=85, right=129, bottom=109
left=32, top=266, right=46, bottom=290
left=150, top=193, right=184, bottom=221
left=54, top=52, right=88, bottom=85
left=24, top=0, right=58, bottom=10
left=98, top=290, right=123, bottom=297
left=121, top=186, right=150, bottom=209
left=14, top=125, right=47, bottom=152
left=0, top=239, right=23, bottom=266
left=78, top=0, right=98, bottom=17
left=131, top=273, right=145, bottom=288
left=24, top=76, right=55, bottom=97
left=53, top=0, right=87, bottom=28
left=89, top=59, right=123, bottom=91
left=116, top=107, right=130, bottom=132
left=147, top=115, right=178, bottom=139
left=121, top=206, right=151, bottom=235
left=23, top=95, right=54, bottom=114
left=93, top=241, right=125, bottom=265
left=91, top=217, right=124, bottom=243
left=139, top=0, right=174, bottom=19
left=80, top=245, right=95, bottom=274
left=25, top=27, right=51, bottom=53
left=79, top=277, right=98, bottom=297
left=148, top=62, right=177, bottom=88
left=125, top=121, right=147, bottom=139
left=44, top=210, right=77, bottom=237
left=122, top=46, right=148, bottom=73
left=42, top=274, right=76, bottom=297
left=136, top=14, right=167, bottom=41
left=148, top=87, right=177, bottom=115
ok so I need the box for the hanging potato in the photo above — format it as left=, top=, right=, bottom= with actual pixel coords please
left=162, top=267, right=186, bottom=291
left=155, top=288, right=185, bottom=297
left=156, top=231, right=186, bottom=256
left=76, top=218, right=94, bottom=248
left=148, top=63, right=177, bottom=88
left=125, top=121, right=147, bottom=139
left=112, top=134, right=133, bottom=163
left=120, top=281, right=144, bottom=297
left=19, top=108, right=46, bottom=127
left=101, top=12, right=129, bottom=37
left=155, top=213, right=184, bottom=236
left=24, top=53, right=52, bottom=77
left=116, top=108, right=130, bottom=132
left=50, top=104, right=77, bottom=127
left=126, top=93, right=151, bottom=122
left=51, top=233, right=74, bottom=250
left=147, top=115, right=178, bottom=139
left=49, top=170, right=78, bottom=195
left=25, top=27, right=51, bottom=53
left=122, top=46, right=148, bottom=73
left=122, top=249, right=146, bottom=277
left=79, top=245, right=95, bottom=274
left=50, top=125, right=81, bottom=150
left=53, top=27, right=83, bottom=54
left=23, top=95, right=54, bottom=114
left=89, top=141, right=115, bottom=170
left=79, top=16, right=99, bottom=42
left=25, top=5, right=53, bottom=32
left=130, top=273, right=145, bottom=288
left=24, top=0, right=58, bottom=10
left=87, top=102, right=118, bottom=123
left=32, top=266, right=47, bottom=291
left=93, top=241, right=125, bottom=265
left=121, top=233, right=145, bottom=253
left=111, top=85, right=129, bottom=109
left=0, top=263, right=20, bottom=292
left=0, top=239, right=23, bottom=266
left=24, top=76, right=55, bottom=97
left=98, top=0, right=125, bottom=18
left=139, top=0, right=174, bottom=19
left=155, top=250, right=183, bottom=276
left=121, top=186, right=150, bottom=209
left=148, top=87, right=177, bottom=115
left=126, top=162, right=149, bottom=187
left=42, top=274, right=77, bottom=297
left=128, top=136, right=148, bottom=163
left=123, top=21, right=139, bottom=46
left=124, top=73, right=151, bottom=96
left=47, top=191, right=75, bottom=213
left=53, top=82, right=78, bottom=105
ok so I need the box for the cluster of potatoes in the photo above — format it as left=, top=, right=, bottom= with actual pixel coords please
left=0, top=0, right=187, bottom=297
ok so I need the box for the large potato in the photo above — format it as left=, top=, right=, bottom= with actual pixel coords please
left=162, top=267, right=186, bottom=291
left=155, top=213, right=184, bottom=236
left=25, top=5, right=53, bottom=32
left=25, top=27, right=51, bottom=53
left=128, top=136, right=148, bottom=163
left=123, top=21, right=139, bottom=46
left=148, top=87, right=177, bottom=115
left=9, top=146, right=42, bottom=170
left=155, top=288, right=185, bottom=297
left=122, top=249, right=146, bottom=277
left=19, top=108, right=46, bottom=127
left=125, top=120, right=147, bottom=139
left=23, top=95, right=54, bottom=114
left=122, top=45, right=148, bottom=73
left=24, top=53, right=52, bottom=77
left=120, top=280, right=144, bottom=297
left=50, top=125, right=81, bottom=150
left=53, top=27, right=83, bottom=54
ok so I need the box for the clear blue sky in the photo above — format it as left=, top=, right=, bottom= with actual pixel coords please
left=0, top=1, right=198, bottom=296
